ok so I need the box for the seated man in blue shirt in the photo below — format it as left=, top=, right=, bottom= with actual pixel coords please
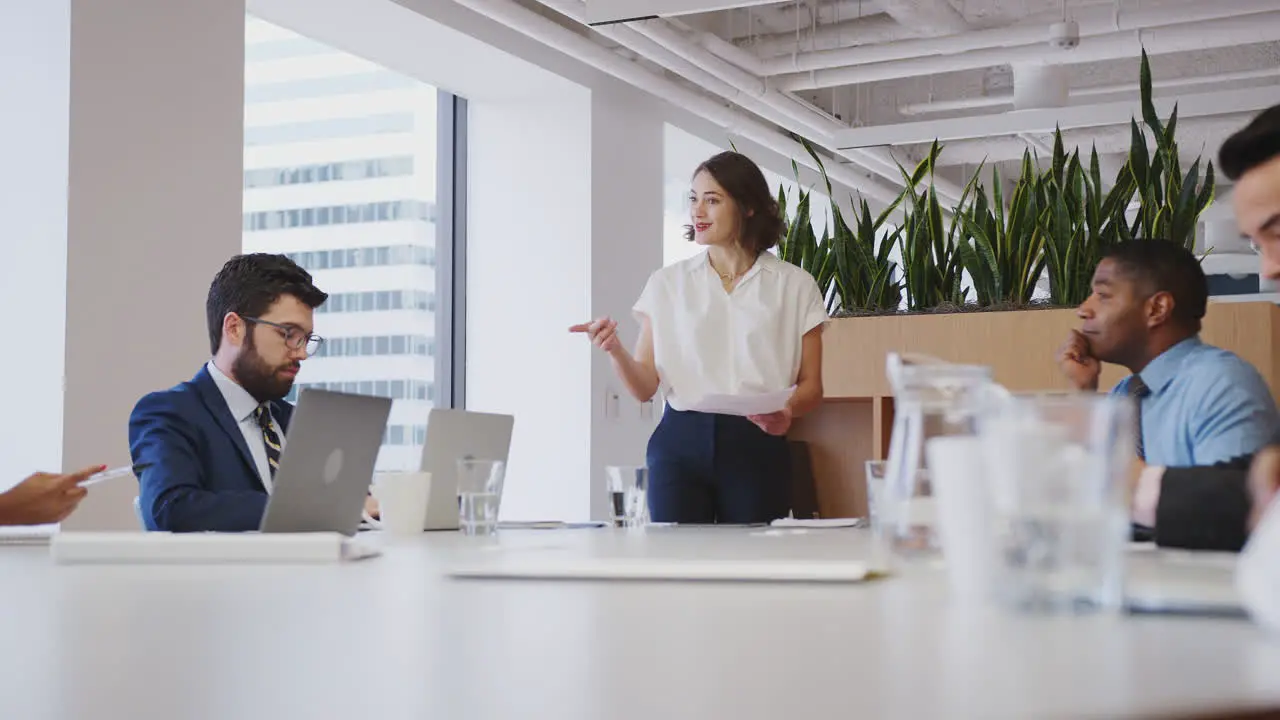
left=1057, top=238, right=1280, bottom=467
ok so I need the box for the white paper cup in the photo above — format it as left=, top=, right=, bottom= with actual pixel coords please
left=925, top=436, right=993, bottom=604
left=372, top=471, right=432, bottom=536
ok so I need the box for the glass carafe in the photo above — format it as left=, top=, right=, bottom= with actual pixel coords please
left=880, top=358, right=994, bottom=557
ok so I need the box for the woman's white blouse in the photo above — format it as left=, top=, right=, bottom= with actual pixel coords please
left=632, top=250, right=828, bottom=412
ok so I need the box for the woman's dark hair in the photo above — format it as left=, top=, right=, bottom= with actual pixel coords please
left=683, top=151, right=786, bottom=256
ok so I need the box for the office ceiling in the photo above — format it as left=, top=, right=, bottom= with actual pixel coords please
left=512, top=0, right=1280, bottom=218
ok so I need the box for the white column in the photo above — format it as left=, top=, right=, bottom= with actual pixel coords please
left=588, top=83, right=664, bottom=521
left=467, top=81, right=664, bottom=522
left=0, top=0, right=71, bottom=489
left=466, top=87, right=595, bottom=521
left=0, top=0, right=246, bottom=488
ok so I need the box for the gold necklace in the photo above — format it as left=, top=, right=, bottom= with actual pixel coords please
left=711, top=259, right=750, bottom=285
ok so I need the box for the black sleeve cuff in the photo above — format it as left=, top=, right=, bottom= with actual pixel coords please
left=1154, top=463, right=1251, bottom=552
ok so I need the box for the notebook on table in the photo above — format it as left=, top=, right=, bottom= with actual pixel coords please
left=0, top=525, right=58, bottom=546
left=449, top=554, right=879, bottom=583
left=50, top=531, right=381, bottom=564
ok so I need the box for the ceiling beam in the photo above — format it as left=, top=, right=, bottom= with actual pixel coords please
left=833, top=86, right=1280, bottom=149
left=583, top=0, right=782, bottom=26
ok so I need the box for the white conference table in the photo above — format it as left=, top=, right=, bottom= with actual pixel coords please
left=1, top=526, right=1279, bottom=720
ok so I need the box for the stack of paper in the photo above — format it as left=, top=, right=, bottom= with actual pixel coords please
left=684, top=387, right=795, bottom=417
left=0, top=525, right=58, bottom=546
left=50, top=531, right=381, bottom=564
left=770, top=517, right=864, bottom=529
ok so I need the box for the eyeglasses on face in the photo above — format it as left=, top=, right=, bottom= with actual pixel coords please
left=241, top=316, right=324, bottom=354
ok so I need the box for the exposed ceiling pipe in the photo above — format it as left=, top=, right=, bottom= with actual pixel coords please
left=719, top=1, right=894, bottom=41
left=743, top=0, right=1150, bottom=58
left=732, top=0, right=890, bottom=37
left=624, top=16, right=964, bottom=204
left=583, top=0, right=790, bottom=26
left=542, top=3, right=960, bottom=203
left=876, top=0, right=970, bottom=36
left=926, top=114, right=1251, bottom=166
left=440, top=0, right=906, bottom=204
left=766, top=0, right=1280, bottom=76
left=743, top=13, right=924, bottom=57
left=899, top=66, right=1280, bottom=116
left=777, top=11, right=1280, bottom=91
left=696, top=30, right=767, bottom=76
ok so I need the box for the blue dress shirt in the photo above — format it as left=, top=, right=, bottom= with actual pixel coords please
left=1110, top=337, right=1280, bottom=467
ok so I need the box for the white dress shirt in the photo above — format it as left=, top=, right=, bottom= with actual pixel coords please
left=632, top=250, right=827, bottom=412
left=206, top=360, right=285, bottom=493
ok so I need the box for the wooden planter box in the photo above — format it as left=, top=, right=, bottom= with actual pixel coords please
left=789, top=301, right=1280, bottom=519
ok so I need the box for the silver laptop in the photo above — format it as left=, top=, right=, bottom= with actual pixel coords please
left=259, top=388, right=392, bottom=536
left=420, top=408, right=514, bottom=530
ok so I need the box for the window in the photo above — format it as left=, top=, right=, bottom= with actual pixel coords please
left=286, top=245, right=434, bottom=270
left=310, top=334, right=435, bottom=358
left=288, top=380, right=437, bottom=404
left=243, top=113, right=415, bottom=146
left=243, top=157, right=415, bottom=189
left=245, top=71, right=417, bottom=104
left=245, top=15, right=463, bottom=473
left=242, top=200, right=435, bottom=231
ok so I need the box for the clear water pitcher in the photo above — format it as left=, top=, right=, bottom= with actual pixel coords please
left=880, top=355, right=994, bottom=557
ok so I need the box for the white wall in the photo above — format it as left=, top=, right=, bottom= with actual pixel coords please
left=0, top=0, right=245, bottom=491
left=467, top=90, right=595, bottom=521
left=0, top=0, right=71, bottom=489
left=60, top=0, right=247, bottom=474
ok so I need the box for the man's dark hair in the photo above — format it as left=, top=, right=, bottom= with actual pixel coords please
left=1101, top=239, right=1207, bottom=331
left=206, top=253, right=328, bottom=354
left=1219, top=104, right=1280, bottom=181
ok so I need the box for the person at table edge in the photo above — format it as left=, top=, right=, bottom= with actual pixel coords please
left=571, top=150, right=827, bottom=524
left=0, top=466, right=102, bottom=526
left=1057, top=238, right=1279, bottom=470
left=1103, top=103, right=1280, bottom=552
left=129, top=253, right=375, bottom=532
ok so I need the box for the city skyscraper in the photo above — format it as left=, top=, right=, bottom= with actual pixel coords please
left=242, top=16, right=442, bottom=471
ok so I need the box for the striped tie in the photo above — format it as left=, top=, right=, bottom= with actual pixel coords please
left=254, top=405, right=282, bottom=477
left=1128, top=375, right=1150, bottom=461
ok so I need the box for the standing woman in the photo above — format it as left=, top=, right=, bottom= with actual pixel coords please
left=571, top=151, right=827, bottom=523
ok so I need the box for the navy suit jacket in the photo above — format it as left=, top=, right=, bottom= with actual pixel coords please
left=128, top=365, right=294, bottom=532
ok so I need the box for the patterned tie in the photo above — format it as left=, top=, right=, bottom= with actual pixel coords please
left=1128, top=374, right=1150, bottom=461
left=254, top=405, right=282, bottom=478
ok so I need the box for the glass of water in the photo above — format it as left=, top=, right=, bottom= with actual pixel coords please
left=864, top=460, right=886, bottom=532
left=605, top=465, right=648, bottom=528
left=979, top=392, right=1136, bottom=614
left=457, top=458, right=506, bottom=536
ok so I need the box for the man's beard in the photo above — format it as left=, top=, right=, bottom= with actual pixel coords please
left=231, top=333, right=299, bottom=403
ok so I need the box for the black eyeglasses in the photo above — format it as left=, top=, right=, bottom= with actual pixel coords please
left=242, top=316, right=324, bottom=354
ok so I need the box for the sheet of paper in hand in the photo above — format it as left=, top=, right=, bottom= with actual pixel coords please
left=684, top=387, right=795, bottom=417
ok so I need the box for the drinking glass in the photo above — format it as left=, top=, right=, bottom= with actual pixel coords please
left=882, top=362, right=994, bottom=557
left=605, top=465, right=649, bottom=528
left=457, top=459, right=507, bottom=536
left=864, top=460, right=887, bottom=532
left=979, top=393, right=1136, bottom=613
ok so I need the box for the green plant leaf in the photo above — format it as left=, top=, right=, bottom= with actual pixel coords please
left=1139, top=48, right=1164, bottom=141
left=1129, top=119, right=1150, bottom=192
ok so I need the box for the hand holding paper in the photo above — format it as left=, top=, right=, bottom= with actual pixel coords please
left=747, top=407, right=792, bottom=436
